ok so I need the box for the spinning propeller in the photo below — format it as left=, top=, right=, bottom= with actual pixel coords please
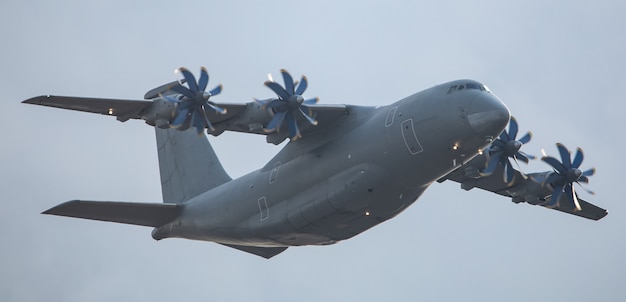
left=163, top=67, right=226, bottom=134
left=256, top=69, right=319, bottom=141
left=541, top=143, right=595, bottom=211
left=481, top=117, right=535, bottom=184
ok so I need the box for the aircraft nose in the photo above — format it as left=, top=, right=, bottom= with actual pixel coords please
left=466, top=93, right=510, bottom=138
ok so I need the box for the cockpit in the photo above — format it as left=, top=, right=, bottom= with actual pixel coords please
left=447, top=82, right=491, bottom=94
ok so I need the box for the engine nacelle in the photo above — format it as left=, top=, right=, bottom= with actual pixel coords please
left=507, top=171, right=553, bottom=205
left=141, top=98, right=176, bottom=128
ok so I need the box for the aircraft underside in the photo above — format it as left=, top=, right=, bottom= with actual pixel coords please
left=154, top=183, right=428, bottom=247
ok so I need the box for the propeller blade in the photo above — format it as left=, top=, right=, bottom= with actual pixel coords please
left=168, top=83, right=195, bottom=99
left=582, top=168, right=595, bottom=177
left=302, top=97, right=319, bottom=105
left=499, top=131, right=510, bottom=142
left=208, top=84, right=223, bottom=96
left=481, top=151, right=502, bottom=175
left=504, top=160, right=515, bottom=184
left=191, top=111, right=205, bottom=134
left=198, top=67, right=209, bottom=92
left=572, top=147, right=584, bottom=169
left=171, top=107, right=190, bottom=127
left=178, top=68, right=199, bottom=92
left=519, top=150, right=536, bottom=160
left=200, top=105, right=215, bottom=131
left=281, top=69, right=294, bottom=95
left=518, top=131, right=532, bottom=144
left=546, top=185, right=564, bottom=208
left=265, top=81, right=290, bottom=100
left=285, top=112, right=301, bottom=140
left=265, top=111, right=286, bottom=132
left=267, top=99, right=288, bottom=111
left=576, top=182, right=595, bottom=195
left=206, top=102, right=227, bottom=114
left=295, top=75, right=308, bottom=95
left=563, top=183, right=582, bottom=211
left=556, top=143, right=572, bottom=169
left=542, top=156, right=568, bottom=174
left=508, top=117, right=519, bottom=140
left=298, top=107, right=318, bottom=125
left=515, top=151, right=530, bottom=164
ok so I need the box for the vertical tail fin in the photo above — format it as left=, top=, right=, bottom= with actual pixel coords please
left=155, top=128, right=231, bottom=203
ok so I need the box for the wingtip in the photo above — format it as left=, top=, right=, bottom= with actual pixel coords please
left=41, top=200, right=80, bottom=215
left=22, top=95, right=51, bottom=104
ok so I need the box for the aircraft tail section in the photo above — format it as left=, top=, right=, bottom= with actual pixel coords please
left=155, top=128, right=231, bottom=204
left=43, top=200, right=181, bottom=227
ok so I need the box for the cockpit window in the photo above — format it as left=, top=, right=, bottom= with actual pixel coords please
left=448, top=83, right=491, bottom=94
left=466, top=83, right=480, bottom=90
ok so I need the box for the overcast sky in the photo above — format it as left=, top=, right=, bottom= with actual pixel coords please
left=2, top=1, right=625, bottom=301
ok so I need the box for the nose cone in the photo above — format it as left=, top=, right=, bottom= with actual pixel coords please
left=466, top=94, right=510, bottom=138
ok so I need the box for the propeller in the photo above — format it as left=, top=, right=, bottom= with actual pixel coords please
left=541, top=143, right=595, bottom=211
left=480, top=116, right=535, bottom=184
left=163, top=67, right=226, bottom=134
left=256, top=69, right=319, bottom=141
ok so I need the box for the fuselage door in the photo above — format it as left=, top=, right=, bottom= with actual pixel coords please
left=401, top=119, right=424, bottom=155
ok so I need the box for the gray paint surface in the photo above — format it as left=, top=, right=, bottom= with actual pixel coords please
left=2, top=1, right=625, bottom=301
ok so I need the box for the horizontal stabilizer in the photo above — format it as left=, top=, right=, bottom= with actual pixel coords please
left=220, top=244, right=288, bottom=259
left=43, top=200, right=182, bottom=227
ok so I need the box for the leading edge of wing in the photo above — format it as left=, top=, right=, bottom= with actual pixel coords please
left=42, top=200, right=182, bottom=227
left=23, top=95, right=151, bottom=121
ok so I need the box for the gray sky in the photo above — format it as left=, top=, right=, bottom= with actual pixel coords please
left=2, top=1, right=625, bottom=301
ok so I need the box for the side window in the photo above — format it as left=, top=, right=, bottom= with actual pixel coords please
left=385, top=106, right=398, bottom=127
left=447, top=85, right=457, bottom=94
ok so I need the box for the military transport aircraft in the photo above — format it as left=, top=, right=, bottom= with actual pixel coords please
left=23, top=67, right=607, bottom=259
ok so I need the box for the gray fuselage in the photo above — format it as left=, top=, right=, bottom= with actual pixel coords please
left=152, top=80, right=510, bottom=247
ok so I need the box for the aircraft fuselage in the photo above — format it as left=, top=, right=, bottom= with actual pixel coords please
left=152, top=80, right=510, bottom=247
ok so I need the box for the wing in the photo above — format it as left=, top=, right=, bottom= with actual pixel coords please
left=441, top=154, right=608, bottom=221
left=23, top=95, right=249, bottom=124
left=22, top=94, right=348, bottom=143
left=443, top=156, right=527, bottom=198
left=214, top=103, right=348, bottom=143
left=23, top=95, right=152, bottom=121
left=552, top=198, right=607, bottom=221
